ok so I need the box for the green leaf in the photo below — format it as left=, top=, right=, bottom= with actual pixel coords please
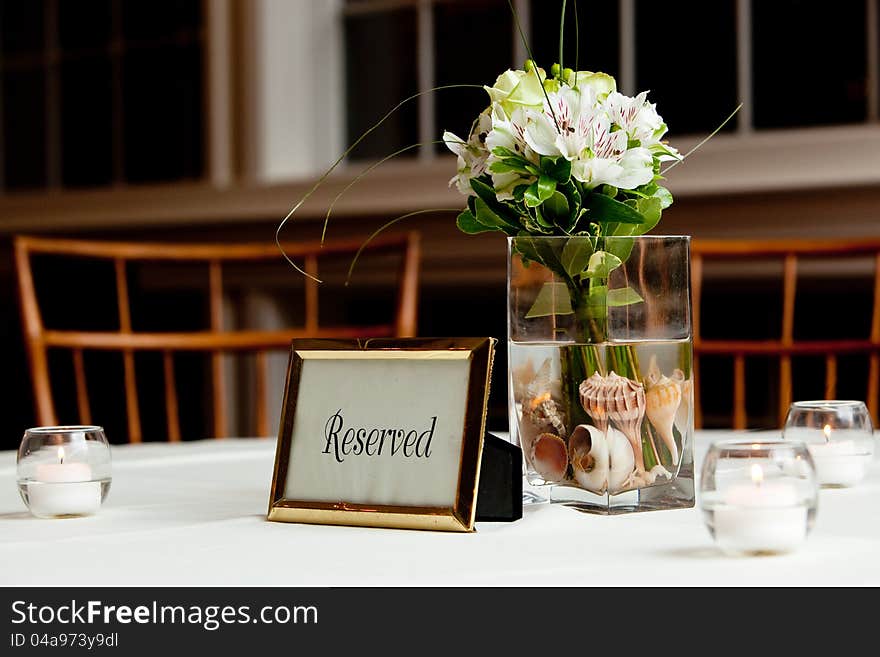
left=525, top=282, right=574, bottom=318
left=532, top=205, right=554, bottom=229
left=525, top=174, right=557, bottom=207
left=456, top=210, right=496, bottom=234
left=585, top=192, right=646, bottom=225
left=655, top=185, right=673, bottom=209
left=605, top=235, right=635, bottom=262
left=599, top=185, right=618, bottom=198
left=488, top=160, right=530, bottom=175
left=470, top=177, right=500, bottom=207
left=607, top=287, right=644, bottom=307
left=473, top=197, right=520, bottom=234
left=560, top=238, right=594, bottom=278
left=541, top=191, right=570, bottom=225
left=541, top=157, right=572, bottom=184
left=633, top=197, right=662, bottom=235
left=584, top=250, right=623, bottom=278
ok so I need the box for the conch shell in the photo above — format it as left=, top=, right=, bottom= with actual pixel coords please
left=645, top=356, right=684, bottom=465
left=569, top=424, right=635, bottom=494
left=579, top=371, right=646, bottom=473
left=569, top=424, right=609, bottom=493
left=523, top=358, right=566, bottom=437
left=531, top=433, right=568, bottom=482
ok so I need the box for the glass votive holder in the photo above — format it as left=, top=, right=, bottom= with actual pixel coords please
left=700, top=439, right=818, bottom=556
left=782, top=400, right=875, bottom=488
left=17, top=426, right=112, bottom=518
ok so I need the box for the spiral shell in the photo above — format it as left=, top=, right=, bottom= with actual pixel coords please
left=569, top=424, right=609, bottom=493
left=523, top=359, right=566, bottom=437
left=579, top=371, right=646, bottom=472
left=645, top=357, right=684, bottom=465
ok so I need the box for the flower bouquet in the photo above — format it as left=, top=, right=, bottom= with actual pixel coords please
left=278, top=2, right=734, bottom=513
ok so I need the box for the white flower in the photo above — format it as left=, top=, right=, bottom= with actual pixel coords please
left=485, top=104, right=537, bottom=200
left=606, top=91, right=664, bottom=145
left=484, top=67, right=547, bottom=115
left=524, top=87, right=595, bottom=160
left=444, top=109, right=492, bottom=195
left=571, top=111, right=654, bottom=190
left=560, top=70, right=616, bottom=99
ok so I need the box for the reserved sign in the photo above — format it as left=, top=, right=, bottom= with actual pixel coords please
left=268, top=338, right=496, bottom=531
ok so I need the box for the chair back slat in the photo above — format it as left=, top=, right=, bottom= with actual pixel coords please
left=304, top=255, right=319, bottom=333
left=163, top=351, right=181, bottom=442
left=733, top=354, right=747, bottom=430
left=395, top=232, right=420, bottom=337
left=14, top=240, right=57, bottom=425
left=72, top=349, right=91, bottom=425
left=692, top=238, right=880, bottom=428
left=114, top=258, right=142, bottom=443
left=254, top=352, right=269, bottom=438
left=825, top=354, right=838, bottom=399
left=208, top=260, right=227, bottom=439
left=13, top=233, right=420, bottom=442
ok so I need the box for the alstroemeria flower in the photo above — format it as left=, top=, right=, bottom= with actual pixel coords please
left=524, top=87, right=595, bottom=161
left=560, top=70, right=616, bottom=99
left=484, top=66, right=547, bottom=115
left=571, top=112, right=654, bottom=190
left=444, top=109, right=492, bottom=195
left=485, top=104, right=537, bottom=200
left=606, top=91, right=667, bottom=146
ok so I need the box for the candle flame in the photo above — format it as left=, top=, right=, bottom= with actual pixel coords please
left=57, top=446, right=65, bottom=464
left=823, top=424, right=832, bottom=442
left=750, top=463, right=764, bottom=485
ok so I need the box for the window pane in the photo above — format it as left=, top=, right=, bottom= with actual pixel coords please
left=122, top=0, right=202, bottom=42
left=435, top=0, right=511, bottom=149
left=2, top=67, right=46, bottom=189
left=59, top=0, right=111, bottom=51
left=530, top=0, right=620, bottom=80
left=0, top=0, right=44, bottom=56
left=753, top=0, right=867, bottom=128
left=344, top=9, right=418, bottom=160
left=636, top=0, right=737, bottom=136
left=122, top=44, right=204, bottom=183
left=61, top=56, right=113, bottom=187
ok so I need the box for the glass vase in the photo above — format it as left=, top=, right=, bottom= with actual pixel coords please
left=507, top=235, right=695, bottom=514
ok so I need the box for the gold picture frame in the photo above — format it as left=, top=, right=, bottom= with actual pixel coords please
left=268, top=337, right=496, bottom=532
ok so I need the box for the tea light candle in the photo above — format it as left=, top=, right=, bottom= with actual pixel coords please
left=27, top=447, right=101, bottom=517
left=713, top=464, right=807, bottom=555
left=806, top=424, right=872, bottom=487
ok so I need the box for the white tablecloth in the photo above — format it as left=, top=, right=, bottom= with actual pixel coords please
left=1, top=431, right=878, bottom=586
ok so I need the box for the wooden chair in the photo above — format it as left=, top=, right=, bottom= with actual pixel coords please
left=691, top=238, right=880, bottom=429
left=14, top=233, right=420, bottom=442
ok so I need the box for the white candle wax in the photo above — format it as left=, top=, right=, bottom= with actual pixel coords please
left=712, top=466, right=807, bottom=555
left=27, top=451, right=101, bottom=518
left=807, top=440, right=871, bottom=487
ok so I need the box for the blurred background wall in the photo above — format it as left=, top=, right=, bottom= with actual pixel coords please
left=1, top=0, right=880, bottom=446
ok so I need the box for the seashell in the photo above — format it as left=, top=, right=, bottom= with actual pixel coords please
left=569, top=425, right=609, bottom=493
left=645, top=356, right=683, bottom=465
left=569, top=425, right=636, bottom=494
left=607, top=427, right=636, bottom=493
left=578, top=372, right=610, bottom=432
left=579, top=371, right=646, bottom=473
left=633, top=464, right=673, bottom=487
left=675, top=377, right=693, bottom=435
left=530, top=433, right=568, bottom=482
left=523, top=359, right=566, bottom=436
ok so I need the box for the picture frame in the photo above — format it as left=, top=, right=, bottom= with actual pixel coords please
left=267, top=337, right=496, bottom=532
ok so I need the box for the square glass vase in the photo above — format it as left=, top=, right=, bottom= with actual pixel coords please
left=508, top=235, right=695, bottom=514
